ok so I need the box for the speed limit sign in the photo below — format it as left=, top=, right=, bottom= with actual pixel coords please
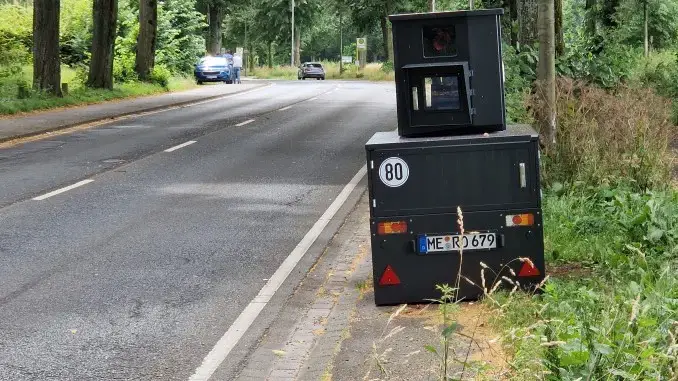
left=379, top=157, right=409, bottom=187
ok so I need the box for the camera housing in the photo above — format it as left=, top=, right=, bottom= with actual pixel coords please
left=389, top=9, right=506, bottom=137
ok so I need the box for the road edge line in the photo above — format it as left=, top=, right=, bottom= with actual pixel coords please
left=188, top=165, right=368, bottom=381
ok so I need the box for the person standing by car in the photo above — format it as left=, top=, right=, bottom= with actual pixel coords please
left=232, top=52, right=243, bottom=84
left=223, top=50, right=234, bottom=83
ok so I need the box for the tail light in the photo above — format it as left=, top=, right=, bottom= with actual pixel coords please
left=377, top=221, right=408, bottom=235
left=505, top=214, right=534, bottom=227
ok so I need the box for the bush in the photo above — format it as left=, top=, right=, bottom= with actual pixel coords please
left=150, top=64, right=171, bottom=88
left=502, top=43, right=531, bottom=124
left=633, top=51, right=678, bottom=124
left=531, top=78, right=673, bottom=190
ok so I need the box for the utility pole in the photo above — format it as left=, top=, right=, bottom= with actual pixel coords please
left=291, top=0, right=295, bottom=66
left=469, top=0, right=473, bottom=9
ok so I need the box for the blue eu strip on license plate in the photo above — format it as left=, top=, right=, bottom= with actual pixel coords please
left=418, top=233, right=497, bottom=254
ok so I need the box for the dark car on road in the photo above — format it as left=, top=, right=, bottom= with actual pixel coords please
left=298, top=62, right=325, bottom=80
left=194, top=56, right=233, bottom=84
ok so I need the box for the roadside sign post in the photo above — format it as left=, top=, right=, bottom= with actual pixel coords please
left=365, top=9, right=546, bottom=305
left=356, top=37, right=367, bottom=70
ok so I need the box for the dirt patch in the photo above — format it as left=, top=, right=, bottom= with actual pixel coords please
left=454, top=302, right=510, bottom=380
left=546, top=262, right=593, bottom=279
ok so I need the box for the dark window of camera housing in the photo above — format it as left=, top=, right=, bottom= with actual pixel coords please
left=422, top=26, right=457, bottom=58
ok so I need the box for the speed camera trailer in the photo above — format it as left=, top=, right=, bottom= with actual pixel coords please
left=365, top=9, right=545, bottom=305
left=389, top=9, right=506, bottom=138
left=366, top=127, right=546, bottom=305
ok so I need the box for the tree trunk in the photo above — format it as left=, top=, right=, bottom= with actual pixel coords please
left=427, top=0, right=435, bottom=11
left=207, top=5, right=221, bottom=55
left=268, top=41, right=273, bottom=68
left=555, top=0, right=563, bottom=57
left=509, top=0, right=518, bottom=47
left=135, top=0, right=157, bottom=81
left=294, top=26, right=300, bottom=66
left=380, top=16, right=393, bottom=63
left=88, top=0, right=118, bottom=89
left=537, top=0, right=556, bottom=148
left=380, top=16, right=388, bottom=62
left=643, top=1, right=648, bottom=57
left=33, top=0, right=61, bottom=96
left=339, top=12, right=343, bottom=73
left=585, top=0, right=596, bottom=36
left=518, top=0, right=539, bottom=49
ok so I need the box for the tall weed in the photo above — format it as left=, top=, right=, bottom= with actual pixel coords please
left=531, top=78, right=674, bottom=190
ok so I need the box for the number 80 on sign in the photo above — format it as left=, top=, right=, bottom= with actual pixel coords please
left=378, top=157, right=409, bottom=187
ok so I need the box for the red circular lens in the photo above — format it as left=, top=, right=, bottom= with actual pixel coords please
left=512, top=215, right=523, bottom=225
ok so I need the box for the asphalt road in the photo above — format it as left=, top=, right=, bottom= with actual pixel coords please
left=0, top=81, right=396, bottom=380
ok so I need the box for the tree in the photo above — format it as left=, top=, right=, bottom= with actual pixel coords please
left=88, top=0, right=118, bottom=89
left=135, top=0, right=157, bottom=80
left=197, top=0, right=229, bottom=55
left=33, top=0, right=61, bottom=95
left=537, top=0, right=555, bottom=148
left=555, top=0, right=563, bottom=56
left=518, top=0, right=538, bottom=48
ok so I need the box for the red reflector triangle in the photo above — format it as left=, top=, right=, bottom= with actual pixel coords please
left=518, top=261, right=541, bottom=277
left=379, top=265, right=401, bottom=286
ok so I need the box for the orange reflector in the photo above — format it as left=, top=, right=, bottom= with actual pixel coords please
left=518, top=261, right=541, bottom=277
left=377, top=221, right=408, bottom=235
left=379, top=265, right=401, bottom=286
left=505, top=213, right=534, bottom=227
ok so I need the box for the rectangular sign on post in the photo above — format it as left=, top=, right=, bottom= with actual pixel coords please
left=342, top=56, right=353, bottom=63
left=357, top=37, right=366, bottom=49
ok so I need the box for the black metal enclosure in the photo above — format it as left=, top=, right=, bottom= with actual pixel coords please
left=366, top=126, right=545, bottom=305
left=389, top=9, right=506, bottom=137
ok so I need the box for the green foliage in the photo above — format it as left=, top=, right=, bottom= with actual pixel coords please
left=612, top=0, right=678, bottom=50
left=556, top=37, right=641, bottom=88
left=489, top=185, right=678, bottom=380
left=156, top=0, right=206, bottom=73
left=501, top=43, right=531, bottom=124
left=150, top=64, right=172, bottom=88
left=633, top=51, right=678, bottom=123
left=60, top=0, right=92, bottom=66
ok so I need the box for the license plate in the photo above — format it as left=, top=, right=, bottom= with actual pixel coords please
left=206, top=75, right=217, bottom=79
left=418, top=232, right=497, bottom=253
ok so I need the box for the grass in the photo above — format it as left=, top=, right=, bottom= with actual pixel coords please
left=0, top=65, right=197, bottom=116
left=251, top=61, right=395, bottom=82
left=482, top=184, right=678, bottom=380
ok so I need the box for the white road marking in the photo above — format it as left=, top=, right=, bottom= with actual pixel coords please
left=164, top=140, right=197, bottom=152
left=188, top=165, right=368, bottom=381
left=278, top=106, right=293, bottom=111
left=236, top=119, right=255, bottom=127
left=308, top=97, right=318, bottom=101
left=33, top=180, right=95, bottom=201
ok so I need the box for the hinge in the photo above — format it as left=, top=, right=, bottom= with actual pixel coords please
left=469, top=89, right=475, bottom=96
left=470, top=108, right=477, bottom=115
left=372, top=199, right=376, bottom=208
left=469, top=69, right=474, bottom=77
left=370, top=160, right=374, bottom=169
